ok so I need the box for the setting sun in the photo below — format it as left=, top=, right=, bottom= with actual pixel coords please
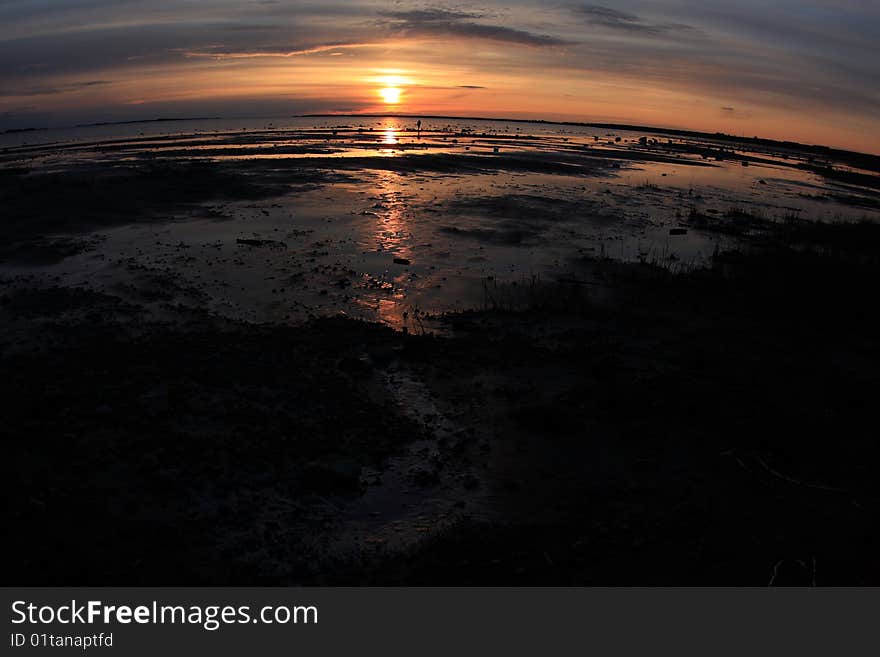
left=374, top=74, right=409, bottom=107
left=379, top=86, right=401, bottom=105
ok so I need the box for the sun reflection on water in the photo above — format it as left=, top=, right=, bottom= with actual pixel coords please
left=372, top=169, right=410, bottom=258
left=382, top=126, right=399, bottom=145
left=357, top=169, right=416, bottom=328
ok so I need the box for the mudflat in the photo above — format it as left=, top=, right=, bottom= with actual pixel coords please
left=3, top=117, right=879, bottom=584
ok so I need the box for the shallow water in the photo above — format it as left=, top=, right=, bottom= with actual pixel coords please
left=3, top=116, right=879, bottom=329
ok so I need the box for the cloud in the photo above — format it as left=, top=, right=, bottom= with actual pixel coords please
left=380, top=8, right=570, bottom=47
left=576, top=6, right=646, bottom=30
left=382, top=9, right=483, bottom=23
left=573, top=5, right=704, bottom=37
left=182, top=42, right=375, bottom=60
left=0, top=79, right=112, bottom=98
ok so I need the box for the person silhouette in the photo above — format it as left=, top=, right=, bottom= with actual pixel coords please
left=417, top=119, right=422, bottom=140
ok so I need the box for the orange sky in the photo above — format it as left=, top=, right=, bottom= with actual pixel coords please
left=2, top=2, right=878, bottom=153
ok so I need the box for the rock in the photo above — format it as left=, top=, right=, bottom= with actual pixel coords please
left=236, top=238, right=286, bottom=248
left=393, top=257, right=411, bottom=266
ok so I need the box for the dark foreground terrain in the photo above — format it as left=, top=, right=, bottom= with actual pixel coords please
left=4, top=214, right=879, bottom=585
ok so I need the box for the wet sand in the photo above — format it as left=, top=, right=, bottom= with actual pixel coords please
left=3, top=117, right=880, bottom=584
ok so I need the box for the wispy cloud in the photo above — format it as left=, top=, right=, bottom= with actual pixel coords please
left=380, top=8, right=570, bottom=47
left=573, top=5, right=704, bottom=37
left=0, top=79, right=112, bottom=98
left=182, top=42, right=376, bottom=60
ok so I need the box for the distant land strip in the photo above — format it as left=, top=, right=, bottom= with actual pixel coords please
left=75, top=117, right=222, bottom=128
left=1, top=117, right=222, bottom=136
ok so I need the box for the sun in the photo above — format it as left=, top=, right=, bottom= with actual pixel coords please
left=379, top=86, right=402, bottom=105
left=375, top=74, right=409, bottom=106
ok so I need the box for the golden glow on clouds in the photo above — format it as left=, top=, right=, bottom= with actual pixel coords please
left=18, top=54, right=871, bottom=152
left=1, top=14, right=878, bottom=154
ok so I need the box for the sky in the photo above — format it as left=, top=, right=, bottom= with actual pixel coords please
left=1, top=0, right=878, bottom=152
